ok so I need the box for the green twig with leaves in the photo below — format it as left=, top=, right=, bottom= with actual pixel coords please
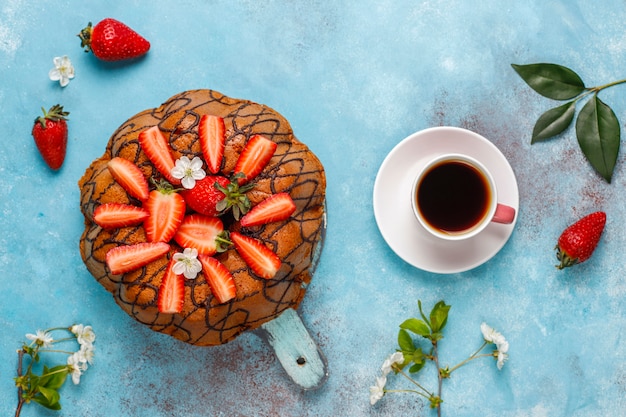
left=512, top=63, right=624, bottom=183
left=369, top=300, right=508, bottom=416
left=14, top=325, right=96, bottom=416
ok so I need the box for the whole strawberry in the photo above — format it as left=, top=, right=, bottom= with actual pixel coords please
left=181, top=174, right=253, bottom=219
left=31, top=104, right=69, bottom=170
left=556, top=211, right=606, bottom=269
left=78, top=18, right=150, bottom=61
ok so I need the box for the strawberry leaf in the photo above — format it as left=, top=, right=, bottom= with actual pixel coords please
left=512, top=63, right=586, bottom=100
left=531, top=100, right=576, bottom=143
left=575, top=94, right=620, bottom=183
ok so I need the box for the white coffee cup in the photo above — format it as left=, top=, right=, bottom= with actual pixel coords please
left=411, top=153, right=516, bottom=240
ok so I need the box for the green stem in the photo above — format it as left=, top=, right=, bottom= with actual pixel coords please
left=395, top=368, right=433, bottom=398
left=385, top=388, right=431, bottom=400
left=446, top=352, right=493, bottom=375
left=445, top=341, right=489, bottom=375
left=15, top=350, right=25, bottom=417
left=590, top=78, right=626, bottom=92
left=432, top=341, right=442, bottom=417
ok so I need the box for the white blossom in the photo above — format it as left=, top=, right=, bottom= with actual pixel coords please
left=67, top=353, right=87, bottom=385
left=381, top=351, right=404, bottom=376
left=25, top=330, right=53, bottom=348
left=71, top=324, right=96, bottom=347
left=171, top=156, right=206, bottom=189
left=369, top=375, right=387, bottom=405
left=48, top=55, right=75, bottom=87
left=481, top=322, right=509, bottom=370
left=173, top=248, right=202, bottom=279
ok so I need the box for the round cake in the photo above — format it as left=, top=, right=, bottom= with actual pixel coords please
left=78, top=89, right=326, bottom=346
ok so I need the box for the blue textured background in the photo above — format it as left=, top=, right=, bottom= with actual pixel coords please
left=2, top=1, right=626, bottom=416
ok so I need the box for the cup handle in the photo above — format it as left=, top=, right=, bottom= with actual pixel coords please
left=492, top=203, right=516, bottom=224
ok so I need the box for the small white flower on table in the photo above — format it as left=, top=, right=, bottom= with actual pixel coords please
left=48, top=55, right=75, bottom=87
left=25, top=330, right=53, bottom=348
left=480, top=322, right=509, bottom=370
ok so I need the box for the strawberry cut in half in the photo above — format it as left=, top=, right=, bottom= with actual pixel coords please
left=240, top=192, right=296, bottom=227
left=173, top=214, right=229, bottom=255
left=230, top=232, right=281, bottom=279
left=144, top=181, right=186, bottom=243
left=199, top=114, right=226, bottom=174
left=198, top=255, right=236, bottom=304
left=105, top=241, right=170, bottom=275
left=107, top=157, right=149, bottom=201
left=157, top=257, right=185, bottom=314
left=93, top=203, right=149, bottom=229
left=138, top=126, right=179, bottom=184
left=233, top=135, right=277, bottom=185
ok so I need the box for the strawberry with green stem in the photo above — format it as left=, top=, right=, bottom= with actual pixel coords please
left=31, top=104, right=69, bottom=170
left=78, top=18, right=150, bottom=61
left=181, top=173, right=253, bottom=219
left=556, top=211, right=606, bottom=269
left=144, top=179, right=186, bottom=243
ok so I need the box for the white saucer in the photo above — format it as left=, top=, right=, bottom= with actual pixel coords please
left=373, top=127, right=519, bottom=274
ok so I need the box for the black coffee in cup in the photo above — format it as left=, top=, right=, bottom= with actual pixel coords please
left=416, top=159, right=492, bottom=233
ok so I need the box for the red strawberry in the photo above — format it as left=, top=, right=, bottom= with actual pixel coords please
left=230, top=232, right=281, bottom=279
left=105, top=241, right=170, bottom=275
left=157, top=257, right=185, bottom=313
left=78, top=18, right=150, bottom=61
left=233, top=135, right=277, bottom=184
left=138, top=126, right=179, bottom=184
left=240, top=193, right=296, bottom=227
left=144, top=181, right=186, bottom=243
left=181, top=175, right=253, bottom=219
left=31, top=104, right=69, bottom=170
left=199, top=114, right=226, bottom=174
left=93, top=203, right=149, bottom=229
left=107, top=157, right=150, bottom=201
left=173, top=214, right=229, bottom=255
left=556, top=211, right=606, bottom=269
left=198, top=255, right=236, bottom=303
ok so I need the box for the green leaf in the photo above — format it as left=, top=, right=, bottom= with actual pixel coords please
left=398, top=329, right=415, bottom=352
left=409, top=361, right=425, bottom=374
left=417, top=300, right=430, bottom=328
left=575, top=94, right=620, bottom=183
left=512, top=63, right=586, bottom=100
left=399, top=318, right=431, bottom=337
left=429, top=301, right=451, bottom=333
left=531, top=101, right=577, bottom=143
left=33, top=386, right=61, bottom=410
left=43, top=365, right=68, bottom=390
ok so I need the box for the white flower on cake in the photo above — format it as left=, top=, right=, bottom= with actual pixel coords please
left=173, top=247, right=203, bottom=279
left=25, top=330, right=53, bottom=348
left=171, top=156, right=206, bottom=189
left=48, top=55, right=75, bottom=87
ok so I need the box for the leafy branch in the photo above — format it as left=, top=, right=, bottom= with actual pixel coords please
left=14, top=325, right=95, bottom=416
left=512, top=63, right=624, bottom=183
left=369, top=300, right=508, bottom=416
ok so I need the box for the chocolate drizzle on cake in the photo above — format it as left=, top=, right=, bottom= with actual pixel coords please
left=78, top=90, right=326, bottom=346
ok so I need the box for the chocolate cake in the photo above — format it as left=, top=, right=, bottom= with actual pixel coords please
left=78, top=89, right=326, bottom=346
